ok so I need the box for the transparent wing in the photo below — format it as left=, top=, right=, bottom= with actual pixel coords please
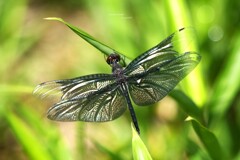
left=47, top=84, right=127, bottom=122
left=33, top=74, right=115, bottom=101
left=127, top=52, right=201, bottom=105
left=124, top=28, right=197, bottom=76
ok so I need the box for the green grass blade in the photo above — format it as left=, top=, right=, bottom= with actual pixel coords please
left=191, top=119, right=227, bottom=160
left=18, top=106, right=73, bottom=160
left=5, top=112, right=53, bottom=160
left=94, top=141, right=123, bottom=160
left=163, top=0, right=207, bottom=106
left=170, top=90, right=203, bottom=123
left=132, top=123, right=152, bottom=160
left=208, top=31, right=240, bottom=121
left=44, top=17, right=131, bottom=64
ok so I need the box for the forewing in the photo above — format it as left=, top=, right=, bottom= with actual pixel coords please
left=33, top=74, right=115, bottom=101
left=124, top=28, right=197, bottom=76
left=128, top=52, right=201, bottom=105
left=47, top=84, right=127, bottom=122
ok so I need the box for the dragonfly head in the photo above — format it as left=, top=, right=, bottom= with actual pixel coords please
left=106, top=53, right=121, bottom=66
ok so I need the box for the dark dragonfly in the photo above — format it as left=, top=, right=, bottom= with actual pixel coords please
left=33, top=28, right=201, bottom=134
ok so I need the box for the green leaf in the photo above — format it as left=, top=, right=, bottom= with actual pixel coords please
left=17, top=106, right=72, bottom=160
left=208, top=31, right=240, bottom=121
left=131, top=123, right=152, bottom=160
left=6, top=112, right=53, bottom=160
left=163, top=0, right=207, bottom=106
left=191, top=119, right=227, bottom=160
left=94, top=141, right=123, bottom=160
left=170, top=90, right=203, bottom=123
left=45, top=17, right=131, bottom=65
left=2, top=94, right=72, bottom=160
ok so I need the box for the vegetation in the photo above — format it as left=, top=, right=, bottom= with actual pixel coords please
left=0, top=0, right=239, bottom=159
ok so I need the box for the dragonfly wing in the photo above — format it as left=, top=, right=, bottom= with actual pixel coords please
left=127, top=52, right=201, bottom=105
left=34, top=74, right=128, bottom=121
left=33, top=74, right=115, bottom=101
left=124, top=28, right=197, bottom=76
left=47, top=84, right=127, bottom=122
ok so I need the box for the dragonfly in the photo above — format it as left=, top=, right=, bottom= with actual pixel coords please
left=33, top=28, right=201, bottom=134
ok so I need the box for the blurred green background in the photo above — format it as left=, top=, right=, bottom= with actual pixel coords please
left=0, top=0, right=240, bottom=159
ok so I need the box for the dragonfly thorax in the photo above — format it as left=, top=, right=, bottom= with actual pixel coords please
left=112, top=67, right=126, bottom=83
left=106, top=53, right=126, bottom=83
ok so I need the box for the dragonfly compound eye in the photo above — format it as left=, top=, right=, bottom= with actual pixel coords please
left=106, top=54, right=121, bottom=65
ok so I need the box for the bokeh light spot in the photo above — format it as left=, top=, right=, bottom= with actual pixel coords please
left=208, top=25, right=224, bottom=42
